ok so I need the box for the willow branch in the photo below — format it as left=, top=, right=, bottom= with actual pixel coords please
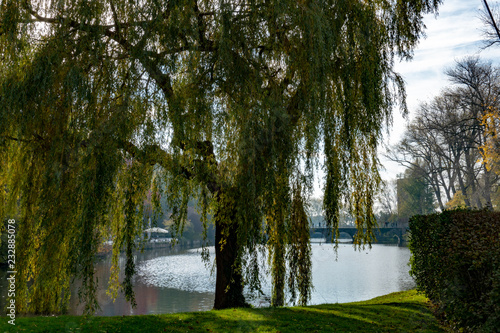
left=118, top=139, right=220, bottom=193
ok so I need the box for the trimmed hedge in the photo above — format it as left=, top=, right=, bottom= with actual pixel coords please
left=409, top=209, right=500, bottom=332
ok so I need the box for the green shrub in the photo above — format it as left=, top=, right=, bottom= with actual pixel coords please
left=409, top=209, right=500, bottom=332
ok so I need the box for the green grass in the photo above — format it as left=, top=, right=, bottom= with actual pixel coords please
left=1, top=290, right=444, bottom=332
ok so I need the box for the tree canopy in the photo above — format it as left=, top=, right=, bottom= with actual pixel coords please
left=0, top=0, right=441, bottom=313
left=397, top=164, right=435, bottom=220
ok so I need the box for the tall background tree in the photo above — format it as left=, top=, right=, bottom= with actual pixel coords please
left=389, top=57, right=500, bottom=211
left=0, top=0, right=441, bottom=313
left=481, top=0, right=500, bottom=47
left=478, top=1, right=500, bottom=190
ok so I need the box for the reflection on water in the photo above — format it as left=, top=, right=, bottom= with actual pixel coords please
left=310, top=243, right=414, bottom=304
left=137, top=248, right=215, bottom=293
left=1, top=244, right=414, bottom=316
left=68, top=246, right=216, bottom=316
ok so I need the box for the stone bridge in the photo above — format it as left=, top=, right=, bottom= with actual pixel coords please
left=310, top=227, right=406, bottom=245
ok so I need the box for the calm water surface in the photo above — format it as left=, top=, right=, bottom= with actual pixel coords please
left=66, top=243, right=414, bottom=315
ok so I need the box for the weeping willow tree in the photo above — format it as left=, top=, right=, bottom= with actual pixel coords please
left=0, top=0, right=441, bottom=313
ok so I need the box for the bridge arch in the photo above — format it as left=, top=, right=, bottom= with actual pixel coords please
left=338, top=231, right=354, bottom=241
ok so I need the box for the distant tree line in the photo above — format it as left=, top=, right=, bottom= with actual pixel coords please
left=142, top=192, right=216, bottom=242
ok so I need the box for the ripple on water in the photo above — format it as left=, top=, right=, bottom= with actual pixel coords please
left=137, top=246, right=272, bottom=306
left=137, top=250, right=216, bottom=293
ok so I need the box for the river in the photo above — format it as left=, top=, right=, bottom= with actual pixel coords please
left=67, top=243, right=414, bottom=315
left=1, top=243, right=414, bottom=315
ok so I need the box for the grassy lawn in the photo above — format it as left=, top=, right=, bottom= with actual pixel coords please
left=1, top=290, right=444, bottom=332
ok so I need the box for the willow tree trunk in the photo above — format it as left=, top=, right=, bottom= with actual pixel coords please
left=213, top=190, right=248, bottom=309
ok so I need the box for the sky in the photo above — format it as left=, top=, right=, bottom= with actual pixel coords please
left=380, top=0, right=500, bottom=181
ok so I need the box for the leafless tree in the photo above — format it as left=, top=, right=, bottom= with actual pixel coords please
left=388, top=58, right=500, bottom=210
left=481, top=0, right=500, bottom=47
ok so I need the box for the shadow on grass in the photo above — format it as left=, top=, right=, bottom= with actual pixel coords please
left=4, top=299, right=444, bottom=332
